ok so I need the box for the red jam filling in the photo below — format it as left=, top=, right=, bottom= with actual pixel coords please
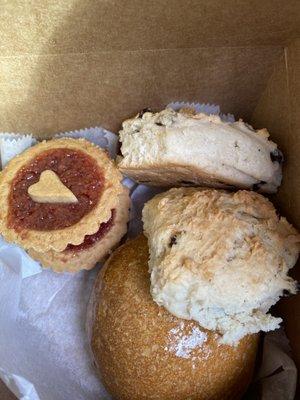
left=8, top=148, right=104, bottom=231
left=65, top=210, right=115, bottom=252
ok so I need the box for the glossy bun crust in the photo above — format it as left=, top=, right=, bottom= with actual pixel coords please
left=88, top=235, right=259, bottom=400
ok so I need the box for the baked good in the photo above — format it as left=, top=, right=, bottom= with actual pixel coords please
left=117, top=108, right=283, bottom=193
left=0, top=138, right=129, bottom=272
left=88, top=235, right=259, bottom=400
left=142, top=187, right=299, bottom=345
left=28, top=187, right=130, bottom=272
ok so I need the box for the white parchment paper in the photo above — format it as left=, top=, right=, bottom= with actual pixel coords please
left=0, top=105, right=297, bottom=400
left=0, top=133, right=36, bottom=169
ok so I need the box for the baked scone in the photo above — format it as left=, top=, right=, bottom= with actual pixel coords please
left=88, top=235, right=259, bottom=400
left=142, top=188, right=300, bottom=345
left=118, top=108, right=283, bottom=193
left=0, top=138, right=129, bottom=272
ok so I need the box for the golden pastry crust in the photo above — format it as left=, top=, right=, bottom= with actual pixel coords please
left=0, top=138, right=123, bottom=252
left=28, top=187, right=130, bottom=272
left=118, top=108, right=283, bottom=193
left=118, top=162, right=240, bottom=190
left=88, top=235, right=259, bottom=400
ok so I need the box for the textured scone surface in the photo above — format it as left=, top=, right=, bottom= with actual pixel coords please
left=142, top=188, right=300, bottom=345
left=118, top=108, right=282, bottom=193
left=89, top=235, right=259, bottom=400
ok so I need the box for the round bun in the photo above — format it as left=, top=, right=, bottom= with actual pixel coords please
left=143, top=187, right=299, bottom=345
left=88, top=235, right=259, bottom=400
left=118, top=108, right=282, bottom=193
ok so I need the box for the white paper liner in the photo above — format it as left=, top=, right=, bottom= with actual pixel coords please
left=167, top=101, right=235, bottom=122
left=0, top=133, right=36, bottom=169
left=0, top=111, right=297, bottom=400
left=0, top=369, right=40, bottom=400
left=55, top=127, right=119, bottom=159
left=0, top=237, right=41, bottom=279
left=127, top=184, right=164, bottom=238
left=256, top=329, right=297, bottom=400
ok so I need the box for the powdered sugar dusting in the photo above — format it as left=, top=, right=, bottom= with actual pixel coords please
left=165, top=321, right=207, bottom=359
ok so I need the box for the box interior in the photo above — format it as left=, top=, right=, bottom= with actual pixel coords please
left=1, top=1, right=299, bottom=137
left=0, top=1, right=299, bottom=398
left=251, top=38, right=300, bottom=374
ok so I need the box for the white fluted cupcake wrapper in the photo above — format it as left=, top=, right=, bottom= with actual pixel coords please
left=167, top=101, right=235, bottom=122
left=0, top=134, right=37, bottom=169
left=55, top=126, right=119, bottom=159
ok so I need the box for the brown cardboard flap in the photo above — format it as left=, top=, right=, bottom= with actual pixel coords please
left=0, top=0, right=299, bottom=56
left=251, top=39, right=300, bottom=372
left=252, top=40, right=300, bottom=229
left=0, top=46, right=282, bottom=137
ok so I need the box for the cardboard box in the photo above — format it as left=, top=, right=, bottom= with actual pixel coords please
left=0, top=1, right=299, bottom=398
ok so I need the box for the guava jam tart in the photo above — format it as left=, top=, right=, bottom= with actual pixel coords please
left=0, top=138, right=129, bottom=272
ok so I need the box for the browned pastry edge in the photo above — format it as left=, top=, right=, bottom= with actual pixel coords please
left=29, top=187, right=130, bottom=272
left=119, top=162, right=239, bottom=190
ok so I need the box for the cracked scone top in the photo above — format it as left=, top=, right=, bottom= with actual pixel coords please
left=142, top=187, right=300, bottom=345
left=118, top=108, right=283, bottom=193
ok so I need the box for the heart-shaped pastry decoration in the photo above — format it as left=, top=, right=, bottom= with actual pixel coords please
left=28, top=170, right=78, bottom=204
